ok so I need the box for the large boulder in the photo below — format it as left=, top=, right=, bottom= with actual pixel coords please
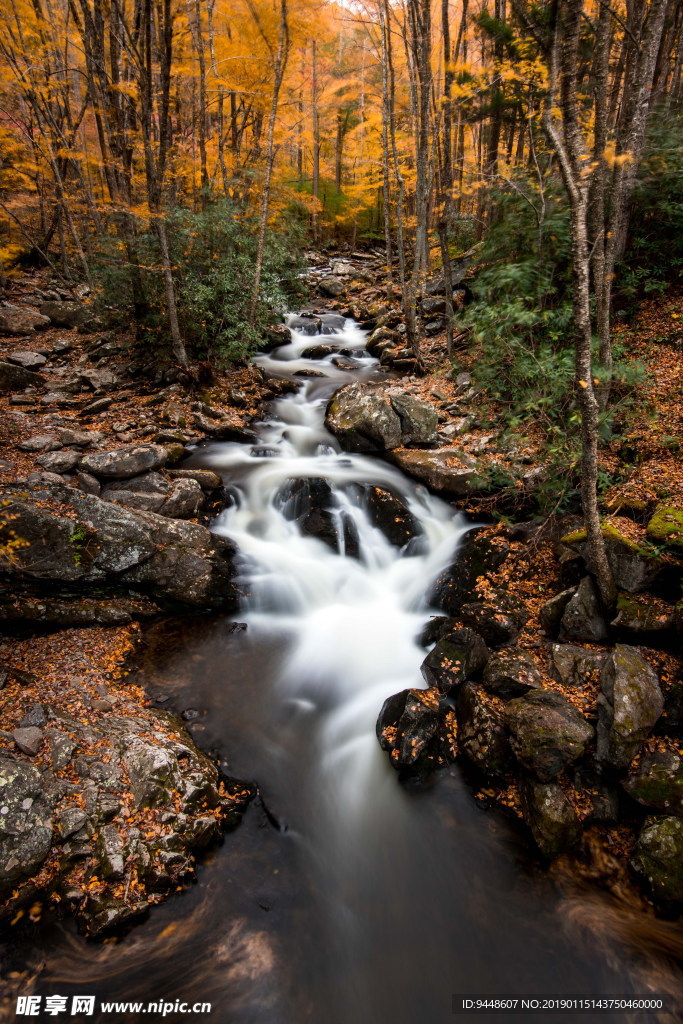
left=522, top=780, right=582, bottom=859
left=559, top=577, right=608, bottom=642
left=596, top=645, right=663, bottom=770
left=0, top=360, right=44, bottom=393
left=622, top=747, right=682, bottom=816
left=0, top=757, right=53, bottom=894
left=7, top=349, right=47, bottom=369
left=0, top=303, right=50, bottom=335
left=504, top=689, right=594, bottom=781
left=325, top=383, right=402, bottom=452
left=562, top=526, right=665, bottom=593
left=38, top=300, right=88, bottom=329
left=482, top=650, right=542, bottom=698
left=631, top=817, right=683, bottom=904
left=456, top=682, right=512, bottom=776
left=318, top=275, right=345, bottom=298
left=80, top=443, right=169, bottom=479
left=0, top=484, right=239, bottom=608
left=288, top=314, right=321, bottom=335
left=646, top=506, right=683, bottom=556
left=420, top=627, right=489, bottom=694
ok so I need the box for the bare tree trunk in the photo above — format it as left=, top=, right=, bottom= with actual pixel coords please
left=249, top=0, right=289, bottom=323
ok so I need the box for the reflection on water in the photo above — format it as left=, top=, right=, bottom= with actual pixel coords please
left=3, top=315, right=681, bottom=1024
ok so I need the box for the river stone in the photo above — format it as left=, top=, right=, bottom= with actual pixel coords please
left=8, top=350, right=47, bottom=369
left=389, top=392, right=438, bottom=446
left=391, top=448, right=498, bottom=498
left=57, top=428, right=104, bottom=449
left=482, top=650, right=542, bottom=699
left=0, top=303, right=51, bottom=335
left=460, top=595, right=529, bottom=648
left=428, top=531, right=509, bottom=617
left=549, top=644, right=607, bottom=688
left=318, top=275, right=345, bottom=297
left=80, top=443, right=168, bottom=479
left=596, top=645, right=663, bottom=770
left=631, top=817, right=683, bottom=904
left=100, top=488, right=167, bottom=513
left=288, top=315, right=321, bottom=335
left=318, top=313, right=346, bottom=334
left=456, top=682, right=512, bottom=776
left=559, top=576, right=608, bottom=642
left=622, top=747, right=683, bottom=816
left=325, top=382, right=402, bottom=452
left=358, top=485, right=424, bottom=549
left=38, top=300, right=87, bottom=329
left=36, top=450, right=80, bottom=474
left=376, top=687, right=442, bottom=768
left=421, top=627, right=489, bottom=694
left=0, top=360, right=44, bottom=392
left=0, top=757, right=53, bottom=893
left=522, top=780, right=582, bottom=859
left=504, top=689, right=594, bottom=781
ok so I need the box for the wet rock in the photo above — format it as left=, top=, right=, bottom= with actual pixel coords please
left=421, top=627, right=489, bottom=693
left=80, top=443, right=168, bottom=479
left=559, top=577, right=608, bottom=643
left=325, top=382, right=402, bottom=452
left=482, top=650, right=542, bottom=698
left=275, top=477, right=334, bottom=519
left=596, top=645, right=663, bottom=770
left=391, top=448, right=505, bottom=499
left=622, top=747, right=682, bottom=816
left=457, top=682, right=512, bottom=776
left=357, top=485, right=424, bottom=549
left=504, top=690, right=594, bottom=781
left=549, top=644, right=607, bottom=688
left=562, top=526, right=664, bottom=594
left=318, top=313, right=346, bottom=334
left=376, top=687, right=445, bottom=769
left=0, top=304, right=51, bottom=335
left=318, top=275, right=345, bottom=297
left=428, top=531, right=509, bottom=617
left=388, top=392, right=438, bottom=446
left=418, top=615, right=457, bottom=647
left=459, top=594, right=529, bottom=648
left=0, top=757, right=53, bottom=893
left=631, top=817, right=683, bottom=904
left=301, top=344, right=335, bottom=359
left=8, top=350, right=47, bottom=369
left=288, top=315, right=321, bottom=335
left=0, top=360, right=44, bottom=392
left=12, top=726, right=45, bottom=756
left=192, top=411, right=255, bottom=442
left=36, top=450, right=80, bottom=474
left=0, top=592, right=159, bottom=627
left=0, top=484, right=240, bottom=608
left=522, top=780, right=581, bottom=859
left=538, top=588, right=575, bottom=637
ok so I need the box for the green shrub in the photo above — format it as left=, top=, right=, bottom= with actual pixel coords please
left=93, top=200, right=307, bottom=364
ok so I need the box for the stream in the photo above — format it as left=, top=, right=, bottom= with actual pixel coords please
left=5, top=315, right=675, bottom=1023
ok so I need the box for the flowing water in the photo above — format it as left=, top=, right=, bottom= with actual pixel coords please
left=5, top=315, right=681, bottom=1023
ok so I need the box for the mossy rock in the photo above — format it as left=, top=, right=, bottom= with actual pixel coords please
left=646, top=506, right=683, bottom=555
left=631, top=816, right=683, bottom=904
left=561, top=523, right=664, bottom=594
